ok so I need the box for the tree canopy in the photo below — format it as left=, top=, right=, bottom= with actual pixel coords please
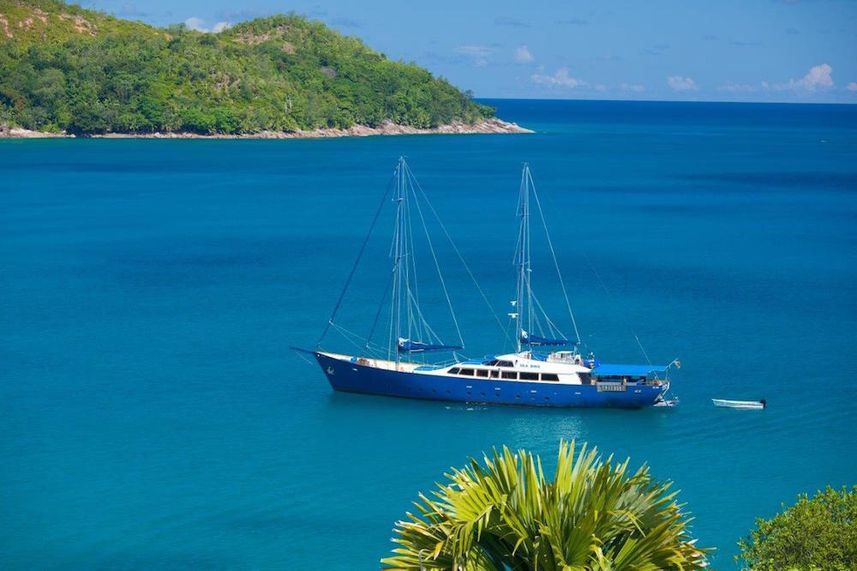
left=737, top=485, right=857, bottom=571
left=0, top=0, right=493, bottom=135
left=383, top=440, right=709, bottom=570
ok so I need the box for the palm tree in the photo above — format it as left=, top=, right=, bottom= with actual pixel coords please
left=382, top=440, right=708, bottom=570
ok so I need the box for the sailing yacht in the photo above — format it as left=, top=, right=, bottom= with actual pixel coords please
left=299, top=158, right=678, bottom=408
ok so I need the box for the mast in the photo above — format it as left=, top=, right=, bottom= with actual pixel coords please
left=392, top=157, right=406, bottom=365
left=324, top=157, right=464, bottom=359
left=513, top=163, right=582, bottom=354
left=515, top=164, right=531, bottom=353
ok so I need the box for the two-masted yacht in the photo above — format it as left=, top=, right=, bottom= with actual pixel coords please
left=298, top=158, right=678, bottom=408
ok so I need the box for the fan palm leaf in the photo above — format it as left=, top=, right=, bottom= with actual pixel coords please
left=382, top=440, right=708, bottom=570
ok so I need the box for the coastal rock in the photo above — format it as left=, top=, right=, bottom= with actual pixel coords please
left=0, top=119, right=533, bottom=140
left=1, top=127, right=65, bottom=138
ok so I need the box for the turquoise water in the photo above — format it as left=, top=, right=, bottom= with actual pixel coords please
left=2, top=100, right=856, bottom=568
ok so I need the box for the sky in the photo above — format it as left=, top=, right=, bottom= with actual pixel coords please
left=80, top=0, right=857, bottom=103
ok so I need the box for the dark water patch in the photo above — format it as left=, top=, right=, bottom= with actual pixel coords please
left=572, top=253, right=857, bottom=319
left=92, top=551, right=243, bottom=570
left=681, top=171, right=857, bottom=189
left=222, top=512, right=294, bottom=534
left=622, top=200, right=857, bottom=234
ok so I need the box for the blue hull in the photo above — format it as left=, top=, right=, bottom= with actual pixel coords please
left=315, top=353, right=666, bottom=409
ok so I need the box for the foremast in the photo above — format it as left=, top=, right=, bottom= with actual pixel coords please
left=387, top=157, right=464, bottom=364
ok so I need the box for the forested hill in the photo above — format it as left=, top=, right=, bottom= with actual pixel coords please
left=0, top=0, right=494, bottom=135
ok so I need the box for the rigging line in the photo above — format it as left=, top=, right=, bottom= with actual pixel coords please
left=294, top=350, right=315, bottom=366
left=402, top=168, right=411, bottom=346
left=331, top=322, right=387, bottom=356
left=408, top=170, right=512, bottom=346
left=330, top=322, right=372, bottom=353
left=582, top=251, right=652, bottom=364
left=403, top=175, right=416, bottom=342
left=387, top=258, right=396, bottom=360
left=635, top=334, right=653, bottom=365
left=407, top=166, right=465, bottom=349
left=530, top=290, right=569, bottom=340
left=527, top=167, right=582, bottom=345
left=504, top=316, right=516, bottom=352
left=406, top=288, right=443, bottom=344
left=366, top=270, right=393, bottom=348
left=405, top=180, right=425, bottom=343
left=333, top=321, right=380, bottom=348
left=317, top=171, right=396, bottom=348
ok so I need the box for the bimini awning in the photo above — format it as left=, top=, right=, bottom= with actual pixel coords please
left=591, top=364, right=669, bottom=377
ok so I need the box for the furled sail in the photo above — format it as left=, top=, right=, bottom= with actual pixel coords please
left=397, top=338, right=463, bottom=353
left=519, top=330, right=571, bottom=347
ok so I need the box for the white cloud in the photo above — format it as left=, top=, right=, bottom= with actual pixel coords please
left=531, top=67, right=588, bottom=88
left=456, top=45, right=494, bottom=67
left=514, top=45, right=534, bottom=64
left=184, top=17, right=206, bottom=31
left=667, top=76, right=697, bottom=91
left=621, top=83, right=646, bottom=93
left=184, top=17, right=231, bottom=33
left=847, top=82, right=857, bottom=92
left=771, top=63, right=834, bottom=92
left=794, top=63, right=833, bottom=90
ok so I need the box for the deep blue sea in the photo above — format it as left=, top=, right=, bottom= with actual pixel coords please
left=2, top=100, right=856, bottom=569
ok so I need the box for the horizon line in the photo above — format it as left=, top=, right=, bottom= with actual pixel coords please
left=475, top=96, right=857, bottom=106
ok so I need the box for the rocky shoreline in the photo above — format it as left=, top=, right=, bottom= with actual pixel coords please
left=0, top=118, right=532, bottom=140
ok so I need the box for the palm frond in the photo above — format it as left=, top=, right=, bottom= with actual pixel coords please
left=381, top=440, right=710, bottom=570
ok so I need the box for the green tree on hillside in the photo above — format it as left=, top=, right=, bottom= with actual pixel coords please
left=737, top=485, right=857, bottom=570
left=0, top=1, right=493, bottom=135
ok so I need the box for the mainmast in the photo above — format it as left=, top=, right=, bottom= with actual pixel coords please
left=512, top=163, right=581, bottom=354
left=515, top=164, right=532, bottom=353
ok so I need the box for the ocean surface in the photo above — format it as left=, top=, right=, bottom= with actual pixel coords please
left=2, top=99, right=856, bottom=569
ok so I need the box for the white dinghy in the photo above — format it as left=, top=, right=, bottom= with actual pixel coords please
left=712, top=398, right=766, bottom=410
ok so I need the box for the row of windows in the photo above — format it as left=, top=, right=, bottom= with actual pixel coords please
left=483, top=359, right=515, bottom=367
left=447, top=367, right=560, bottom=382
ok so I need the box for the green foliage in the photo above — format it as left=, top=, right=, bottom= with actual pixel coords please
left=382, top=440, right=709, bottom=570
left=0, top=0, right=492, bottom=134
left=737, top=485, right=857, bottom=571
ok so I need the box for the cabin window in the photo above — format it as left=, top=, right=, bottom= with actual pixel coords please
left=496, top=360, right=514, bottom=367
left=459, top=368, right=475, bottom=376
left=541, top=373, right=559, bottom=382
left=579, top=373, right=591, bottom=385
left=476, top=369, right=489, bottom=378
left=501, top=371, right=517, bottom=380
left=520, top=372, right=539, bottom=381
left=489, top=370, right=500, bottom=378
left=448, top=367, right=461, bottom=374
